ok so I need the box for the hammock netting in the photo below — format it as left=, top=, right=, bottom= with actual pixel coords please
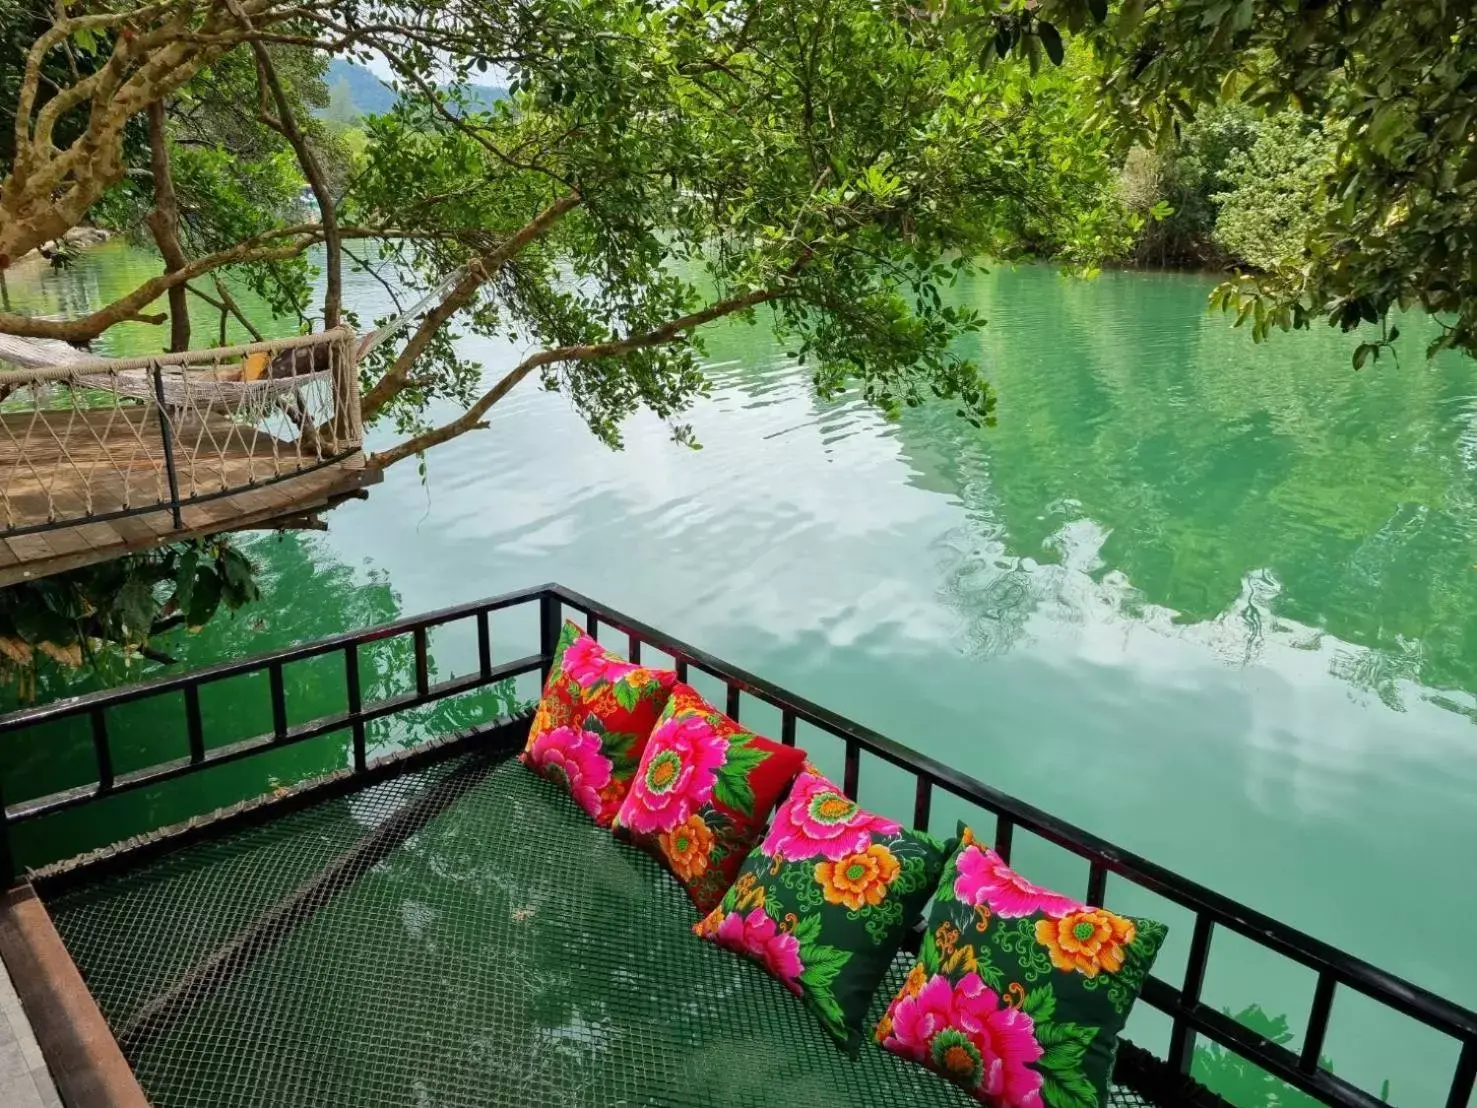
left=43, top=752, right=1172, bottom=1108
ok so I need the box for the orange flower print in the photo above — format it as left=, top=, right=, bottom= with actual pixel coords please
left=814, top=843, right=901, bottom=911
left=693, top=908, right=725, bottom=940
left=1035, top=908, right=1138, bottom=977
left=660, top=814, right=714, bottom=882
left=875, top=964, right=929, bottom=1043
left=902, top=962, right=927, bottom=998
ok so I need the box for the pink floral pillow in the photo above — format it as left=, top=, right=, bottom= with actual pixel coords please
left=521, top=621, right=676, bottom=826
left=693, top=766, right=948, bottom=1052
left=612, top=682, right=806, bottom=912
left=875, top=823, right=1166, bottom=1107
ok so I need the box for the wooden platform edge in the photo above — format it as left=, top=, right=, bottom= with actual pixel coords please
left=0, top=462, right=383, bottom=588
left=0, top=882, right=151, bottom=1108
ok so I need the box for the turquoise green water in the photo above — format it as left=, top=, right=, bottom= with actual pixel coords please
left=5, top=244, right=1477, bottom=1105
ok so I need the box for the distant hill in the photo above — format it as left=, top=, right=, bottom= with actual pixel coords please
left=323, top=59, right=508, bottom=120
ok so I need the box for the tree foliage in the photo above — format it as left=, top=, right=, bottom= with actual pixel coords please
left=1119, top=105, right=1259, bottom=268
left=0, top=538, right=260, bottom=698
left=1034, top=0, right=1477, bottom=360
left=2, top=0, right=1129, bottom=467
left=1212, top=112, right=1334, bottom=273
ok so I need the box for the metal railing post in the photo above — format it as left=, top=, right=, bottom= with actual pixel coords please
left=539, top=590, right=562, bottom=683
left=0, top=777, right=14, bottom=889
left=151, top=361, right=184, bottom=528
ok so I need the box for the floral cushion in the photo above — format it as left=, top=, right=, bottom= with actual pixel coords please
left=694, top=766, right=948, bottom=1052
left=521, top=621, right=677, bottom=827
left=612, top=683, right=807, bottom=912
left=875, top=823, right=1167, bottom=1108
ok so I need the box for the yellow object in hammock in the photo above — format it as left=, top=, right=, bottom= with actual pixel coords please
left=241, top=351, right=271, bottom=381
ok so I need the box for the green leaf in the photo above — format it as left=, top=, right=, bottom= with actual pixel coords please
left=612, top=680, right=638, bottom=712
left=919, top=929, right=942, bottom=976
left=1040, top=1067, right=1100, bottom=1108
left=1035, top=1020, right=1098, bottom=1051
left=1020, top=984, right=1057, bottom=1023
left=711, top=764, right=756, bottom=814
left=174, top=547, right=200, bottom=615
left=797, top=943, right=851, bottom=994
left=185, top=568, right=222, bottom=629
left=790, top=911, right=823, bottom=948
left=1038, top=22, right=1064, bottom=67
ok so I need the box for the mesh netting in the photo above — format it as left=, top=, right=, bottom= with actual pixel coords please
left=43, top=753, right=1163, bottom=1108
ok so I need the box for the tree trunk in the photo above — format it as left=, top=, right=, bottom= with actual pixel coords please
left=146, top=102, right=191, bottom=353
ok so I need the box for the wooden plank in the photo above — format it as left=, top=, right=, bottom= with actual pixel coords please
left=0, top=883, right=151, bottom=1108
left=0, top=461, right=376, bottom=586
left=4, top=533, right=55, bottom=566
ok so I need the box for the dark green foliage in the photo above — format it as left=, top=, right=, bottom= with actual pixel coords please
left=0, top=539, right=261, bottom=696
left=1030, top=0, right=1477, bottom=361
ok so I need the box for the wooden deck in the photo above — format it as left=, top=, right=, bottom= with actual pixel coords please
left=0, top=407, right=378, bottom=587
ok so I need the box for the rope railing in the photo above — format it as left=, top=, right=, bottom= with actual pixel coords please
left=0, top=327, right=362, bottom=536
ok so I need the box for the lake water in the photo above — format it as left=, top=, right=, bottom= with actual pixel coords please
left=5, top=242, right=1477, bottom=1105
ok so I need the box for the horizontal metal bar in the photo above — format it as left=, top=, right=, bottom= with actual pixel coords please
left=5, top=655, right=543, bottom=825
left=0, top=585, right=552, bottom=733
left=548, top=583, right=1477, bottom=1044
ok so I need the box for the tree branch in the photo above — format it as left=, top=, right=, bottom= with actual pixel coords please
left=227, top=0, right=342, bottom=328
left=370, top=284, right=786, bottom=469
left=358, top=192, right=582, bottom=420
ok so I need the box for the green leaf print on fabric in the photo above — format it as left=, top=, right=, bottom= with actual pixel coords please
left=875, top=822, right=1166, bottom=1106
left=695, top=766, right=946, bottom=1054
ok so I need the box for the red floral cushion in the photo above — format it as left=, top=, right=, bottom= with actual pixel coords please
left=521, top=621, right=676, bottom=827
left=612, top=682, right=806, bottom=912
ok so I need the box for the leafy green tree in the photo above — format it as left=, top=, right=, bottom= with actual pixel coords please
left=1120, top=105, right=1259, bottom=268
left=1212, top=112, right=1334, bottom=272
left=1034, top=0, right=1477, bottom=361
left=1, top=0, right=1126, bottom=465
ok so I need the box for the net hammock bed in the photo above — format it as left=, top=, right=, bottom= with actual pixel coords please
left=32, top=749, right=1200, bottom=1108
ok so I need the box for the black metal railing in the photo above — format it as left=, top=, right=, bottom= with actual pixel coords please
left=0, top=583, right=1472, bottom=1108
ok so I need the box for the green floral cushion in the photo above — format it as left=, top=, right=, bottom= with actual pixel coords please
left=694, top=765, right=948, bottom=1053
left=875, top=823, right=1167, bottom=1107
left=521, top=621, right=676, bottom=827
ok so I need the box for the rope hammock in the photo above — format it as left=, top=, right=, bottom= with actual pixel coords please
left=0, top=258, right=471, bottom=386
left=0, top=264, right=470, bottom=533
left=0, top=329, right=363, bottom=533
